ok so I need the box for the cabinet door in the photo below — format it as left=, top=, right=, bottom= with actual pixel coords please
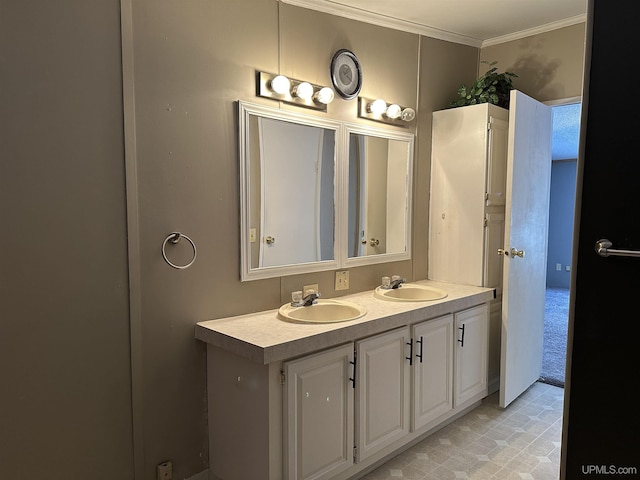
left=283, top=343, right=354, bottom=480
left=454, top=305, right=489, bottom=407
left=412, top=315, right=454, bottom=431
left=484, top=211, right=505, bottom=293
left=485, top=113, right=509, bottom=206
left=356, top=327, right=411, bottom=462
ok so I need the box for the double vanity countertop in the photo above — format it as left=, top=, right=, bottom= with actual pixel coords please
left=195, top=280, right=494, bottom=365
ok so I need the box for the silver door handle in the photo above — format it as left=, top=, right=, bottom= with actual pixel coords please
left=595, top=238, right=640, bottom=258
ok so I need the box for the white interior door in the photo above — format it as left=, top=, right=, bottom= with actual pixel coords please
left=259, top=117, right=323, bottom=267
left=499, top=90, right=552, bottom=408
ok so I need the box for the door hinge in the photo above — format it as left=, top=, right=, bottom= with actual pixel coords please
left=280, top=370, right=285, bottom=385
left=353, top=445, right=358, bottom=460
left=487, top=122, right=492, bottom=131
left=484, top=217, right=488, bottom=227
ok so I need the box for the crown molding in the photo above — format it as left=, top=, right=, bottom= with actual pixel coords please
left=481, top=14, right=587, bottom=47
left=279, top=0, right=586, bottom=49
left=279, top=0, right=483, bottom=47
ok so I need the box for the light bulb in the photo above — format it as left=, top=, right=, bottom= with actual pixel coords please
left=293, top=82, right=314, bottom=100
left=385, top=104, right=402, bottom=119
left=369, top=99, right=387, bottom=116
left=270, top=75, right=290, bottom=95
left=401, top=107, right=416, bottom=122
left=315, top=87, right=335, bottom=105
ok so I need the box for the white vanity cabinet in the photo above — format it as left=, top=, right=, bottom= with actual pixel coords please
left=283, top=344, right=355, bottom=480
left=411, top=315, right=454, bottom=431
left=454, top=305, right=489, bottom=407
left=283, top=310, right=487, bottom=479
left=196, top=281, right=495, bottom=480
left=355, top=327, right=411, bottom=462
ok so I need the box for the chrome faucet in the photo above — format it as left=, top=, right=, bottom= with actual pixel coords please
left=302, top=291, right=320, bottom=306
left=390, top=277, right=406, bottom=289
left=291, top=290, right=321, bottom=307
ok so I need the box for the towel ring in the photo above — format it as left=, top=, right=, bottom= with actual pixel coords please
left=162, top=232, right=197, bottom=269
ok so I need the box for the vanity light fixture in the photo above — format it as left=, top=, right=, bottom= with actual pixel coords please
left=270, top=75, right=291, bottom=95
left=257, top=71, right=335, bottom=111
left=368, top=99, right=387, bottom=116
left=358, top=96, right=416, bottom=126
left=315, top=87, right=335, bottom=105
left=385, top=103, right=402, bottom=119
left=293, top=81, right=314, bottom=101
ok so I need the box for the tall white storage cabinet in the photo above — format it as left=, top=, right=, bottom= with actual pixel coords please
left=429, top=103, right=508, bottom=391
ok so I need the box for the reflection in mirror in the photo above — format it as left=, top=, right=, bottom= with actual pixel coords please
left=239, top=102, right=340, bottom=281
left=346, top=127, right=413, bottom=265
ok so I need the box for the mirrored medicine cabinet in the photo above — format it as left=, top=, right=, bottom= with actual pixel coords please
left=238, top=101, right=414, bottom=281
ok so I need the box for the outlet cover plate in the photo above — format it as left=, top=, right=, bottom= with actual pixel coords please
left=157, top=461, right=172, bottom=480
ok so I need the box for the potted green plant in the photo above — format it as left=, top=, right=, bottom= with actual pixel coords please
left=448, top=61, right=517, bottom=109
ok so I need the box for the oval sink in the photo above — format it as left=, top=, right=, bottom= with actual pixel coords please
left=278, top=299, right=367, bottom=323
left=374, top=284, right=448, bottom=302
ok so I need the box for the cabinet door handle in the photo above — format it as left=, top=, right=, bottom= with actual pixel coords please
left=349, top=353, right=357, bottom=389
left=458, top=324, right=465, bottom=347
left=415, top=336, right=424, bottom=363
left=406, top=339, right=413, bottom=365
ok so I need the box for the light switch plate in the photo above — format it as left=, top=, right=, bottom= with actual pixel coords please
left=335, top=271, right=349, bottom=290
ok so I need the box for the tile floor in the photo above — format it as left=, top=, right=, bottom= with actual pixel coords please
left=360, top=382, right=564, bottom=480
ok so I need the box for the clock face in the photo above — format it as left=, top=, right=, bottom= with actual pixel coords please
left=331, top=50, right=362, bottom=100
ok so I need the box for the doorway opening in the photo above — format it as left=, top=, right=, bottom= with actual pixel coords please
left=540, top=102, right=580, bottom=388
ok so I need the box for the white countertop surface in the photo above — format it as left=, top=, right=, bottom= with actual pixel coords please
left=195, top=280, right=495, bottom=364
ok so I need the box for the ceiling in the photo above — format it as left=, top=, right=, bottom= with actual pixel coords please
left=281, top=0, right=587, bottom=47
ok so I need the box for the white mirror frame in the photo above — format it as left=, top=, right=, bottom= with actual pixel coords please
left=239, top=101, right=342, bottom=281
left=238, top=101, right=414, bottom=281
left=340, top=123, right=414, bottom=268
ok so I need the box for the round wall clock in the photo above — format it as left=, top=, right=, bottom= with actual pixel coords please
left=330, top=49, right=362, bottom=100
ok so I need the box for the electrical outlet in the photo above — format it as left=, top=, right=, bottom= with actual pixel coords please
left=335, top=271, right=349, bottom=290
left=565, top=265, right=571, bottom=272
left=555, top=263, right=562, bottom=271
left=303, top=284, right=319, bottom=297
left=157, top=461, right=172, bottom=480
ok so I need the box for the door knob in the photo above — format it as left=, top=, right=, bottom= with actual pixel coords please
left=510, top=247, right=525, bottom=258
left=265, top=235, right=276, bottom=245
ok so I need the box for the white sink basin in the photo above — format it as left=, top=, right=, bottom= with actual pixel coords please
left=278, top=299, right=367, bottom=323
left=374, top=284, right=448, bottom=302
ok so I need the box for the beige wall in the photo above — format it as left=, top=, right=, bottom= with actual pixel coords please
left=129, top=2, right=423, bottom=477
left=480, top=23, right=586, bottom=102
left=2, top=0, right=585, bottom=478
left=0, top=1, right=133, bottom=479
